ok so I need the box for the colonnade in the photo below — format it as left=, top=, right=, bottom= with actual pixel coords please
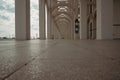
left=15, top=0, right=116, bottom=40
left=15, top=0, right=50, bottom=40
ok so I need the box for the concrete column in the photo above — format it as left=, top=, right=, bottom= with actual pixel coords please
left=15, top=0, right=30, bottom=40
left=39, top=0, right=45, bottom=40
left=50, top=17, right=54, bottom=39
left=47, top=9, right=51, bottom=39
left=93, top=18, right=96, bottom=39
left=97, top=0, right=113, bottom=40
left=80, top=0, right=87, bottom=39
left=71, top=21, right=74, bottom=40
left=113, top=0, right=120, bottom=24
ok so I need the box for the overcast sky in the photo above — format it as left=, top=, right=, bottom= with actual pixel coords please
left=0, top=0, right=39, bottom=38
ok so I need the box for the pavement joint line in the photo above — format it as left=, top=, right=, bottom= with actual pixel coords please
left=2, top=57, right=36, bottom=80
left=2, top=41, right=58, bottom=80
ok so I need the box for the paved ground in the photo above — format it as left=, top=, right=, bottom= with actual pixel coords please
left=0, top=40, right=120, bottom=80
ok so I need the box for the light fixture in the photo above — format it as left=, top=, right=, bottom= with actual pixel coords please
left=58, top=6, right=68, bottom=12
left=57, top=0, right=68, bottom=1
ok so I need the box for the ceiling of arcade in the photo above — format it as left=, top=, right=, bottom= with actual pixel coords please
left=47, top=0, right=80, bottom=26
left=46, top=0, right=80, bottom=38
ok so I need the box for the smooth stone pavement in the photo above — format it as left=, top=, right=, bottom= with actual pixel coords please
left=0, top=40, right=120, bottom=80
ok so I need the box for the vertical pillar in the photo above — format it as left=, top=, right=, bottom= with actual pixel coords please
left=51, top=17, right=54, bottom=39
left=80, top=0, right=87, bottom=39
left=39, top=0, right=45, bottom=40
left=93, top=18, right=96, bottom=39
left=71, top=20, right=74, bottom=40
left=97, top=0, right=113, bottom=40
left=15, top=0, right=30, bottom=40
left=47, top=9, right=51, bottom=39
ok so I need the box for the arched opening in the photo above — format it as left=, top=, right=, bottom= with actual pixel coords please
left=30, top=0, right=39, bottom=39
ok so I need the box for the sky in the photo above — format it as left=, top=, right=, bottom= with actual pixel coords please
left=0, top=0, right=39, bottom=38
